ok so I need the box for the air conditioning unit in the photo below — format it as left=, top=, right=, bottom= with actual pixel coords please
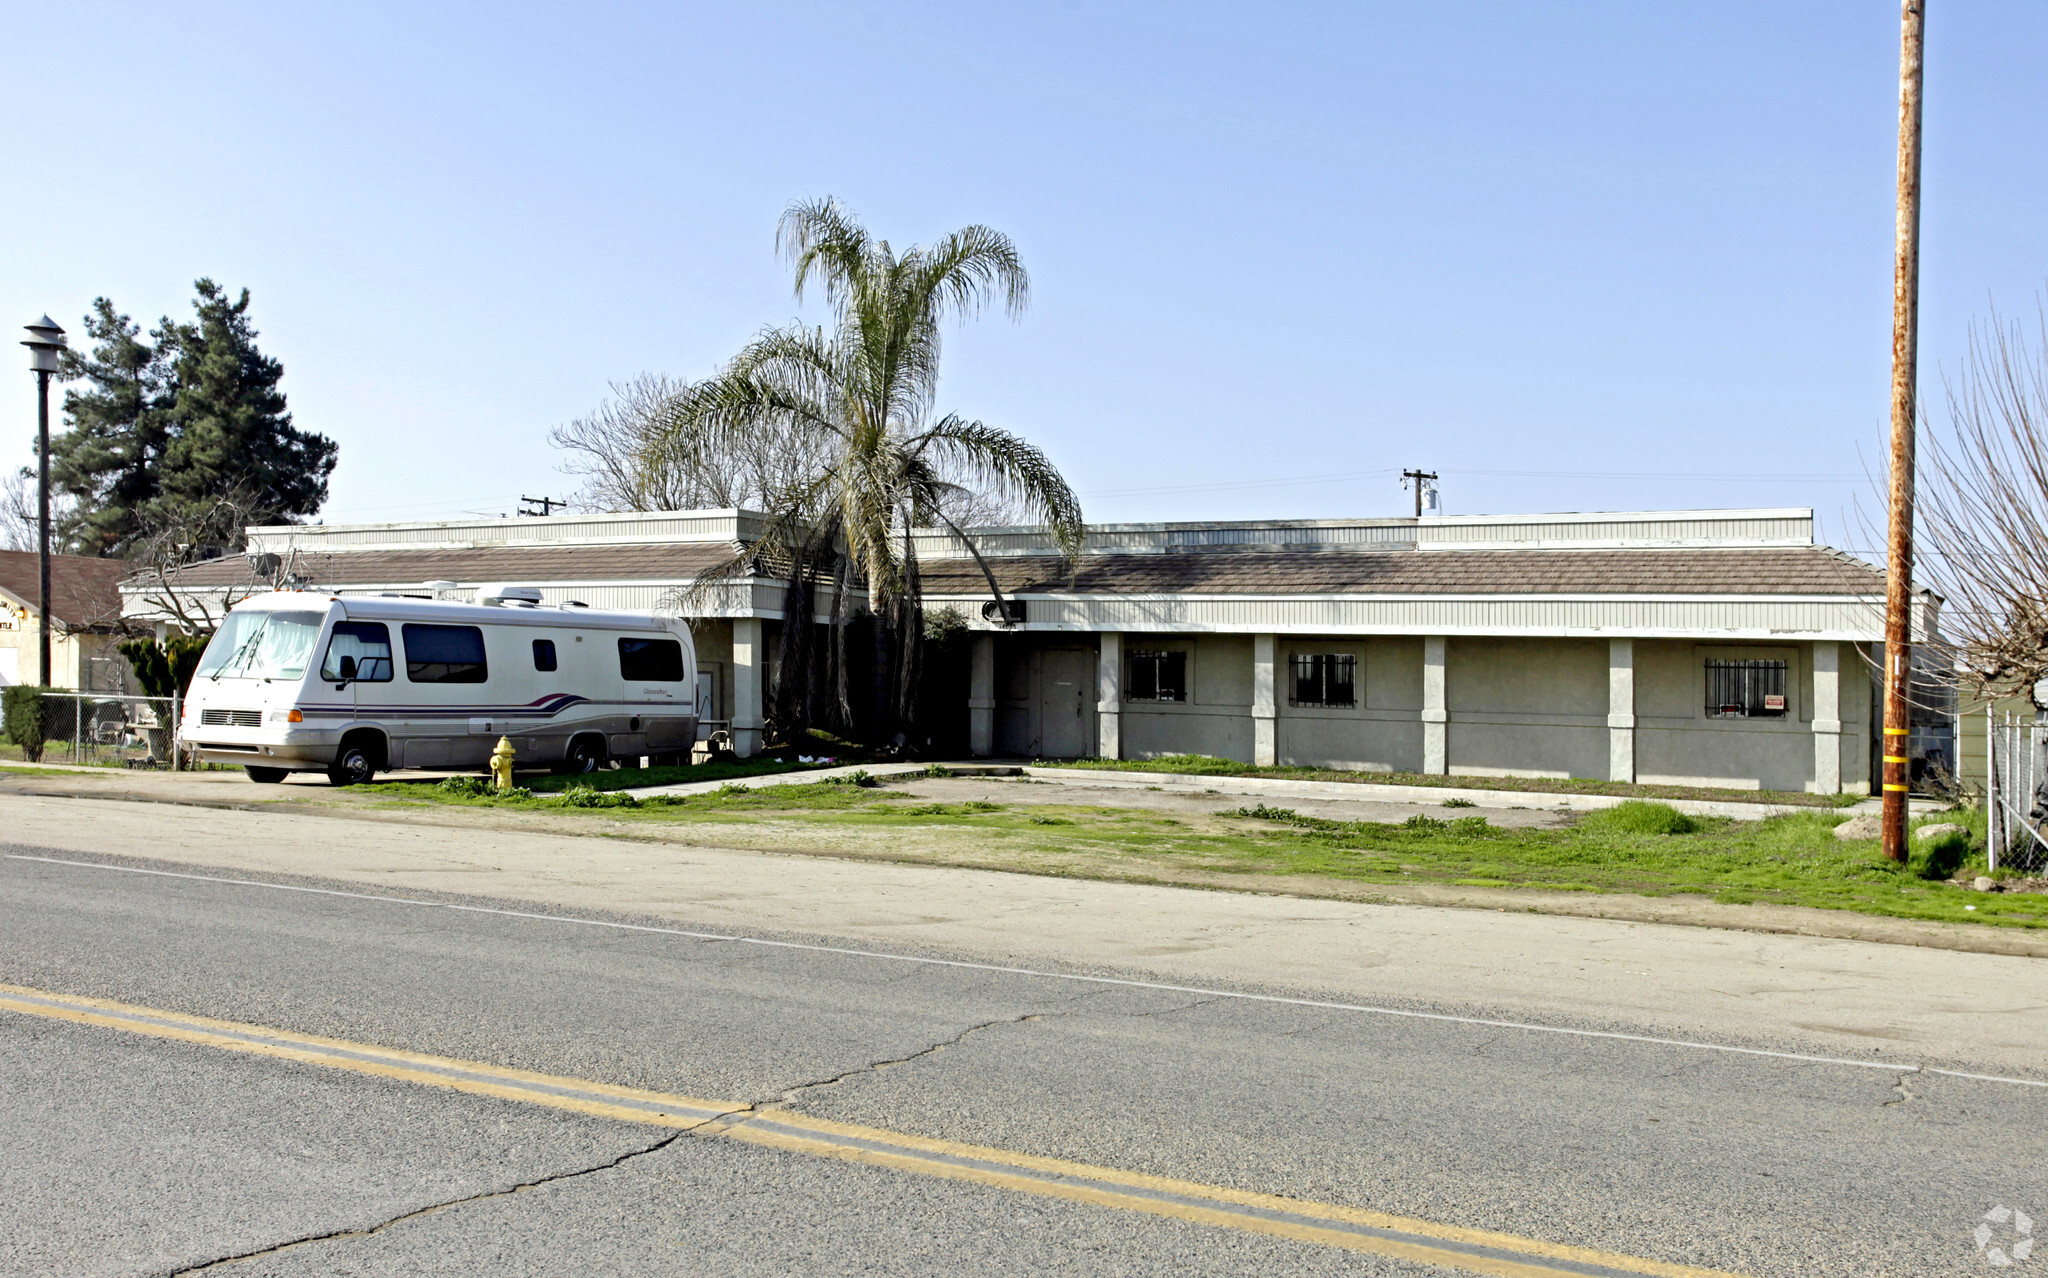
left=478, top=583, right=545, bottom=607
left=981, top=599, right=1025, bottom=625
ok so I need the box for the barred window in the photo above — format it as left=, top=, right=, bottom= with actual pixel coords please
left=1289, top=653, right=1356, bottom=707
left=1705, top=659, right=1787, bottom=718
left=1127, top=649, right=1187, bottom=702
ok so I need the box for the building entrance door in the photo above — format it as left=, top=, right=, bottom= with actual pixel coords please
left=1038, top=648, right=1093, bottom=758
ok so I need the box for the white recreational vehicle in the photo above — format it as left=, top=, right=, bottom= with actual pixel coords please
left=181, top=588, right=698, bottom=785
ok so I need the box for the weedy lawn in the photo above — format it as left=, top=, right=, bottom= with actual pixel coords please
left=1040, top=753, right=1863, bottom=808
left=332, top=773, right=2037, bottom=930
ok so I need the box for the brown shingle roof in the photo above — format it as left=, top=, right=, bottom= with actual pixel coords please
left=916, top=547, right=1885, bottom=596
left=145, top=542, right=745, bottom=590
left=0, top=550, right=133, bottom=629
left=137, top=541, right=1886, bottom=600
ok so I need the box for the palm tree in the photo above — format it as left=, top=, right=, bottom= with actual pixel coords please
left=664, top=197, right=1084, bottom=747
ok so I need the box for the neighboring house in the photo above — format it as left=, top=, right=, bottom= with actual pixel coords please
left=1955, top=684, right=2038, bottom=797
left=127, top=506, right=1934, bottom=795
left=0, top=549, right=139, bottom=692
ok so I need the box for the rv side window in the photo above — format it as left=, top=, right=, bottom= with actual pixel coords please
left=619, top=637, right=685, bottom=682
left=322, top=622, right=393, bottom=682
left=532, top=639, right=557, bottom=672
left=402, top=624, right=488, bottom=683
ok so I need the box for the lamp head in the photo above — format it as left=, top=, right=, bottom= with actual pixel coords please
left=22, top=316, right=66, bottom=374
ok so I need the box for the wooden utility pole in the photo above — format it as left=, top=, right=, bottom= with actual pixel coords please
left=1881, top=0, right=1927, bottom=862
left=1402, top=470, right=1438, bottom=518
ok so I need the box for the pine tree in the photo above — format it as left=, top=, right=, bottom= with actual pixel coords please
left=153, top=279, right=338, bottom=549
left=49, top=299, right=173, bottom=556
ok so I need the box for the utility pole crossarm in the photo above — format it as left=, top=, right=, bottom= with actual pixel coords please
left=1401, top=470, right=1439, bottom=519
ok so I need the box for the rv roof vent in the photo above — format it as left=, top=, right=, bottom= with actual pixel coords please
left=560, top=600, right=590, bottom=609
left=422, top=580, right=459, bottom=599
left=477, top=583, right=545, bottom=608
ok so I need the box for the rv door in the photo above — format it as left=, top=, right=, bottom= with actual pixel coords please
left=320, top=620, right=395, bottom=724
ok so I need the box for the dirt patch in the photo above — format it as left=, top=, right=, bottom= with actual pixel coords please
left=881, top=776, right=1579, bottom=828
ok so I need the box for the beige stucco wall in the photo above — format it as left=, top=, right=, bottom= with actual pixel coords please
left=1275, top=636, right=1425, bottom=772
left=1442, top=637, right=1609, bottom=781
left=985, top=631, right=1871, bottom=793
left=0, top=621, right=133, bottom=693
left=1121, top=634, right=1254, bottom=764
left=689, top=618, right=734, bottom=723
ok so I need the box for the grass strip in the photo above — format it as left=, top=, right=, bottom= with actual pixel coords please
left=1040, top=754, right=1863, bottom=808
left=328, top=777, right=2036, bottom=930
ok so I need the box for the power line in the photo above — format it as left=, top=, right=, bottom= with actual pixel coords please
left=1082, top=466, right=1864, bottom=501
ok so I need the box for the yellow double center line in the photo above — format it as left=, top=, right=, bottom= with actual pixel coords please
left=1, top=982, right=1744, bottom=1278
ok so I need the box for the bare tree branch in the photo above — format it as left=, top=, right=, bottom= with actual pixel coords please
left=1918, top=301, right=2048, bottom=705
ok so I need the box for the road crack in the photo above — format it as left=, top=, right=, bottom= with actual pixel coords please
left=1119, top=997, right=1218, bottom=1019
left=770, top=1014, right=1048, bottom=1104
left=164, top=1131, right=689, bottom=1274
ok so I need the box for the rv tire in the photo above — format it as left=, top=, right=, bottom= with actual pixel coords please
left=244, top=766, right=289, bottom=784
left=562, top=735, right=606, bottom=775
left=328, top=735, right=380, bottom=787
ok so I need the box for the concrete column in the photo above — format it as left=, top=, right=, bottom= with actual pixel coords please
left=1812, top=640, right=1842, bottom=793
left=1252, top=634, right=1278, bottom=766
left=1421, top=636, right=1448, bottom=774
left=968, top=633, right=996, bottom=757
left=731, top=616, right=764, bottom=758
left=1096, top=633, right=1122, bottom=760
left=1608, top=637, right=1636, bottom=784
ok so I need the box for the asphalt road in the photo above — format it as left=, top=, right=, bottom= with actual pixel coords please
left=2, top=839, right=2042, bottom=1277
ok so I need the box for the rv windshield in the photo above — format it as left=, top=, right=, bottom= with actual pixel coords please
left=197, top=610, right=327, bottom=681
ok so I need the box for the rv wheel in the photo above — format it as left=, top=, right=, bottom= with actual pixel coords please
left=327, top=742, right=377, bottom=787
left=245, top=766, right=289, bottom=784
left=565, top=737, right=606, bottom=774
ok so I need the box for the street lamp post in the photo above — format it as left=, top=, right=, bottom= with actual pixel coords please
left=21, top=317, right=67, bottom=687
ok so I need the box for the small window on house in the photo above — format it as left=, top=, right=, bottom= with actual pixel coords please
left=402, top=624, right=488, bottom=684
left=1289, top=653, right=1356, bottom=707
left=619, top=637, right=686, bottom=682
left=1705, top=659, right=1787, bottom=718
left=532, top=639, right=557, bottom=672
left=1127, top=649, right=1187, bottom=702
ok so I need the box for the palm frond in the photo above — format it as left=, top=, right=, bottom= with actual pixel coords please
left=907, top=224, right=1030, bottom=324
left=778, top=196, right=873, bottom=312
left=912, top=415, right=1085, bottom=561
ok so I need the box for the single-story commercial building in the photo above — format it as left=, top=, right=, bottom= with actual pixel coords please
left=130, top=505, right=1933, bottom=795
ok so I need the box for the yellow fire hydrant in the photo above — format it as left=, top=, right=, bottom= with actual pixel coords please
left=490, top=736, right=517, bottom=792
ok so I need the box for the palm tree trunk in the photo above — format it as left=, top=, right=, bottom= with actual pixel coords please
left=869, top=578, right=894, bottom=746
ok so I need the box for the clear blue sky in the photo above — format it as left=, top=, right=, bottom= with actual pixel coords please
left=6, top=1, right=2044, bottom=552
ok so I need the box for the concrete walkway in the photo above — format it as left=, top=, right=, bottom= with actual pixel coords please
left=624, top=759, right=1936, bottom=822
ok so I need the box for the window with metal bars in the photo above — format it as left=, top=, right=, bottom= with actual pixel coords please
left=1289, top=653, right=1356, bottom=707
left=1705, top=659, right=1787, bottom=718
left=1126, top=649, right=1187, bottom=702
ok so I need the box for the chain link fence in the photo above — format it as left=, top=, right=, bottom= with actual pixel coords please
left=1986, top=710, right=2048, bottom=876
left=31, top=692, right=181, bottom=769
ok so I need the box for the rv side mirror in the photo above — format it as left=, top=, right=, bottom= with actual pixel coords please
left=336, top=655, right=357, bottom=686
